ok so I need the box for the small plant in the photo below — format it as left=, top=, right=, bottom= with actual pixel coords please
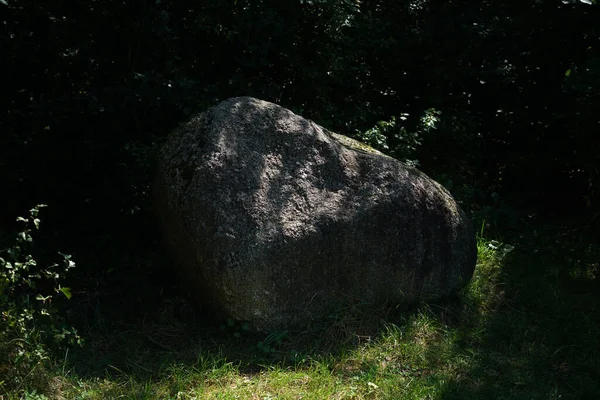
left=257, top=330, right=288, bottom=355
left=220, top=317, right=250, bottom=339
left=356, top=108, right=441, bottom=167
left=0, top=205, right=81, bottom=394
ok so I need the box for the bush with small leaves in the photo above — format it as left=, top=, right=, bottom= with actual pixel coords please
left=356, top=108, right=441, bottom=168
left=0, top=205, right=82, bottom=394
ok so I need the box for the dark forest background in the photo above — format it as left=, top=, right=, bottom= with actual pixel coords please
left=2, top=0, right=599, bottom=242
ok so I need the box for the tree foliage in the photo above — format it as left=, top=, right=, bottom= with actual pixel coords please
left=0, top=0, right=598, bottom=238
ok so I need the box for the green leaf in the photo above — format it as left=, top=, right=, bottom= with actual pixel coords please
left=18, top=231, right=32, bottom=242
left=36, top=294, right=52, bottom=302
left=33, top=218, right=41, bottom=229
left=565, top=69, right=571, bottom=77
left=59, top=287, right=72, bottom=300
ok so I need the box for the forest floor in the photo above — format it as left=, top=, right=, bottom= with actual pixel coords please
left=3, top=226, right=599, bottom=400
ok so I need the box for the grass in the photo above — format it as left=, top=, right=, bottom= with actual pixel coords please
left=2, top=228, right=599, bottom=399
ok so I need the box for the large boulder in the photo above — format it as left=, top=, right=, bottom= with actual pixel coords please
left=154, top=97, right=476, bottom=331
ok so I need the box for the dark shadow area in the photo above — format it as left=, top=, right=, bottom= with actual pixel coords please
left=431, top=229, right=600, bottom=399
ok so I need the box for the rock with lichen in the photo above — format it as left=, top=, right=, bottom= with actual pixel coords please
left=153, top=97, right=476, bottom=331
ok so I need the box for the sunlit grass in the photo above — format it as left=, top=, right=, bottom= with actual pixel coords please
left=3, top=232, right=599, bottom=399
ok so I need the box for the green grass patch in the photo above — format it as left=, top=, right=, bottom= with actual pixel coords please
left=2, top=230, right=598, bottom=399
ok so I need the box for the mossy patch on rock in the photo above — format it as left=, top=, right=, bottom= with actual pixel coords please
left=326, top=130, right=387, bottom=156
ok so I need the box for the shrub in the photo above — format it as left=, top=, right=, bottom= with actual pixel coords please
left=356, top=108, right=441, bottom=168
left=0, top=205, right=81, bottom=394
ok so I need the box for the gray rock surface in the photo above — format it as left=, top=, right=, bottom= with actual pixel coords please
left=154, top=97, right=476, bottom=331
